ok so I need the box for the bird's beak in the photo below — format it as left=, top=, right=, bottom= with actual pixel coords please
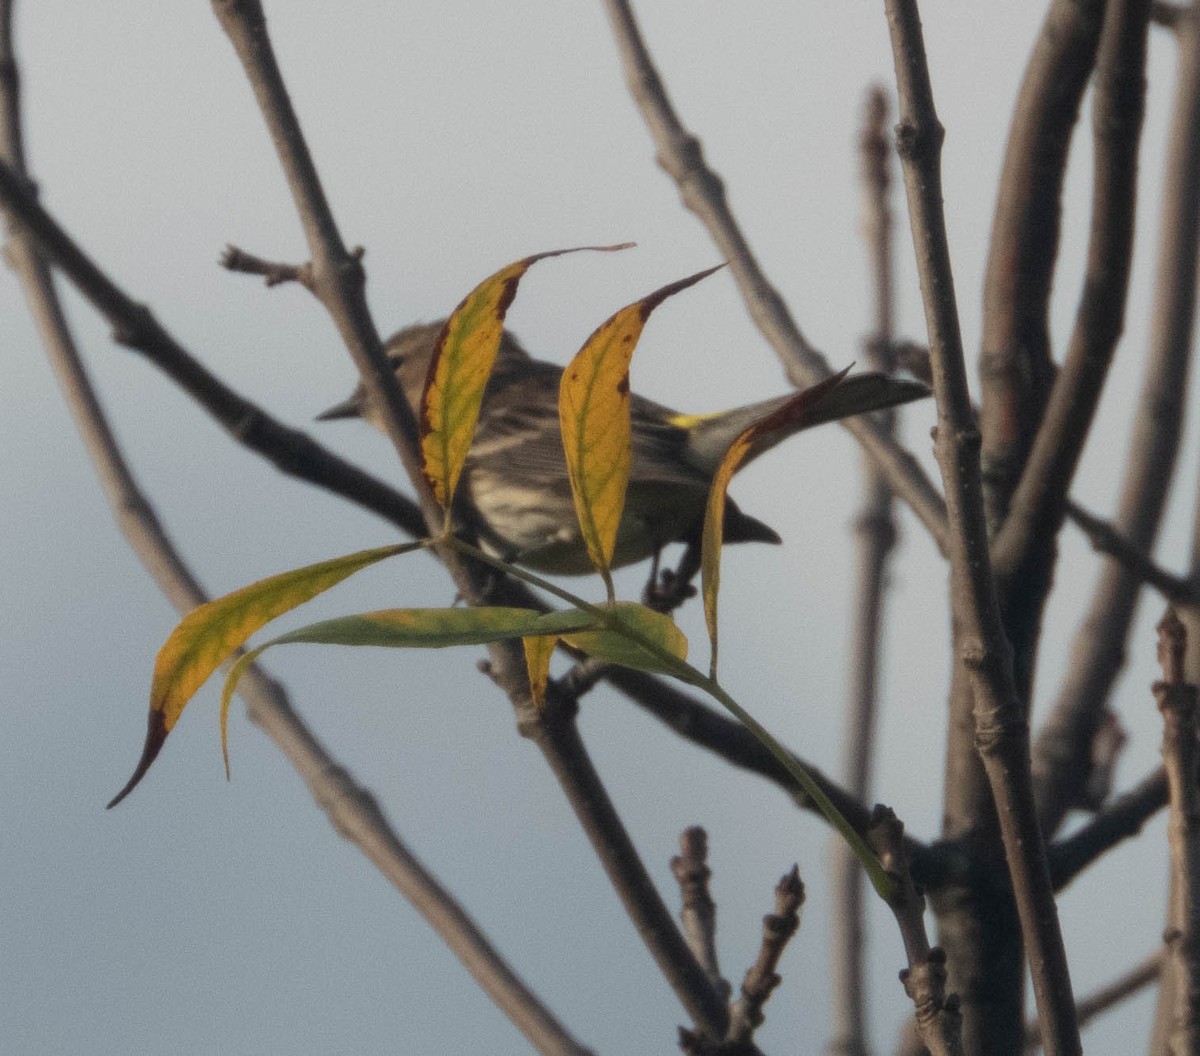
left=315, top=394, right=363, bottom=422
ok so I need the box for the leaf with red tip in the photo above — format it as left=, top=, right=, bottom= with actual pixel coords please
left=107, top=543, right=417, bottom=807
left=700, top=370, right=849, bottom=676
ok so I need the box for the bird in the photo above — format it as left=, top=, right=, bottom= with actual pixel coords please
left=318, top=320, right=927, bottom=592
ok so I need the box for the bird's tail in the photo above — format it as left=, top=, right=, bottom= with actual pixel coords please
left=678, top=371, right=929, bottom=473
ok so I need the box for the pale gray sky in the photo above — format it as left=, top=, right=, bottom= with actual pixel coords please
left=2, top=3, right=1188, bottom=1053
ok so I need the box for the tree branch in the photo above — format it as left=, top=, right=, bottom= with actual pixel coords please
left=883, top=3, right=1079, bottom=1051
left=976, top=0, right=1105, bottom=529
left=599, top=0, right=949, bottom=554
left=992, top=0, right=1152, bottom=700
left=829, top=84, right=901, bottom=1056
left=0, top=8, right=591, bottom=1054
left=1033, top=0, right=1200, bottom=835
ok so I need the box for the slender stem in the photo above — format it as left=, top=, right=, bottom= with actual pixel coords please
left=1156, top=610, right=1200, bottom=1053
left=599, top=0, right=949, bottom=553
left=830, top=84, right=900, bottom=1056
left=883, top=2, right=1080, bottom=1052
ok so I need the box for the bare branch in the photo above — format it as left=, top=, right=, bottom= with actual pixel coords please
left=219, top=243, right=317, bottom=289
left=883, top=2, right=1079, bottom=1051
left=1047, top=767, right=1167, bottom=890
left=992, top=0, right=1152, bottom=697
left=1156, top=609, right=1200, bottom=1053
left=671, top=828, right=729, bottom=1000
left=1022, top=951, right=1164, bottom=1051
left=1068, top=501, right=1200, bottom=607
left=599, top=0, right=949, bottom=553
left=1034, top=0, right=1200, bottom=835
left=977, top=0, right=1105, bottom=528
left=869, top=808, right=963, bottom=1056
left=725, top=866, right=805, bottom=1046
left=829, top=84, right=900, bottom=1056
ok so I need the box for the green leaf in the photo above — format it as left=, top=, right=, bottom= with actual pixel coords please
left=559, top=264, right=724, bottom=598
left=560, top=601, right=687, bottom=675
left=107, top=542, right=418, bottom=808
left=421, top=243, right=634, bottom=510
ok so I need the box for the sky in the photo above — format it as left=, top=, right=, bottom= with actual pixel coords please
left=1, top=2, right=1193, bottom=1054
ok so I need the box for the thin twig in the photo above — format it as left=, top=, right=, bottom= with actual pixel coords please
left=1067, top=500, right=1200, bottom=607
left=883, top=2, right=1080, bottom=1052
left=724, top=866, right=805, bottom=1046
left=829, top=84, right=900, bottom=1056
left=869, top=807, right=963, bottom=1056
left=1156, top=609, right=1200, bottom=1053
left=671, top=827, right=729, bottom=999
left=1046, top=767, right=1167, bottom=890
left=599, top=0, right=949, bottom=554
left=1022, top=950, right=1164, bottom=1051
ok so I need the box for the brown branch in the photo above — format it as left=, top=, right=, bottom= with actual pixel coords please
left=219, top=243, right=316, bottom=289
left=976, top=0, right=1105, bottom=529
left=671, top=828, right=729, bottom=1000
left=1022, top=950, right=1164, bottom=1051
left=1047, top=767, right=1167, bottom=890
left=724, top=866, right=805, bottom=1047
left=1068, top=500, right=1200, bottom=606
left=829, top=84, right=900, bottom=1056
left=211, top=0, right=439, bottom=549
left=599, top=0, right=949, bottom=555
left=883, top=3, right=1079, bottom=1052
left=1033, top=0, right=1200, bottom=836
left=526, top=687, right=729, bottom=1037
left=992, top=0, right=1152, bottom=699
left=1156, top=609, right=1200, bottom=1053
left=869, top=808, right=963, bottom=1056
left=1155, top=2, right=1189, bottom=28
left=0, top=9, right=592, bottom=1055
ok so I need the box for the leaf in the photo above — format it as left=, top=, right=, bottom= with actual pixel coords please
left=561, top=601, right=688, bottom=675
left=107, top=542, right=418, bottom=808
left=560, top=264, right=724, bottom=596
left=421, top=243, right=634, bottom=509
left=217, top=605, right=609, bottom=772
left=522, top=635, right=558, bottom=709
left=700, top=371, right=849, bottom=677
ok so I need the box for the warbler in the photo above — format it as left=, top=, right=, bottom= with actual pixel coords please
left=318, top=321, right=927, bottom=579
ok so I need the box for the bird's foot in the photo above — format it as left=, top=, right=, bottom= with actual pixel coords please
left=642, top=567, right=698, bottom=614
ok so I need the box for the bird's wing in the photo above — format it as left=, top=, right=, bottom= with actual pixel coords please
left=469, top=375, right=712, bottom=493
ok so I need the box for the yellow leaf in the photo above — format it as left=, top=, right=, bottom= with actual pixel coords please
left=561, top=601, right=687, bottom=675
left=560, top=264, right=724, bottom=595
left=107, top=542, right=417, bottom=808
left=421, top=243, right=634, bottom=509
left=522, top=635, right=558, bottom=709
left=700, top=371, right=848, bottom=676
